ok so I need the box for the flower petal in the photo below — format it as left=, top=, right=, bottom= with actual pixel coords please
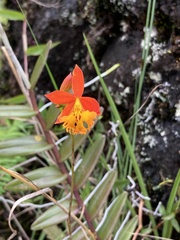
left=80, top=97, right=101, bottom=115
left=72, top=65, right=84, bottom=97
left=45, top=91, right=75, bottom=104
left=60, top=102, right=75, bottom=118
left=55, top=102, right=75, bottom=124
left=60, top=73, right=72, bottom=91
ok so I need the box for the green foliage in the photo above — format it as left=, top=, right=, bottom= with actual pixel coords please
left=0, top=119, right=26, bottom=194
left=6, top=166, right=67, bottom=191
left=74, top=133, right=106, bottom=189
left=0, top=119, right=26, bottom=140
left=0, top=2, right=24, bottom=26
left=31, top=199, right=78, bottom=231
left=0, top=135, right=52, bottom=157
left=30, top=41, right=52, bottom=89
left=114, top=215, right=138, bottom=240
left=0, top=105, right=36, bottom=118
left=26, top=42, right=61, bottom=56
left=0, top=94, right=26, bottom=104
left=0, top=9, right=24, bottom=22
left=96, top=192, right=128, bottom=240
left=162, top=170, right=180, bottom=237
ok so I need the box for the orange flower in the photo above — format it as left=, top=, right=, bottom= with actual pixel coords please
left=45, top=65, right=101, bottom=134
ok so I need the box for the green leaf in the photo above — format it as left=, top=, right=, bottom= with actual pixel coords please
left=30, top=41, right=52, bottom=89
left=96, top=192, right=128, bottom=240
left=0, top=135, right=43, bottom=148
left=163, top=212, right=175, bottom=221
left=0, top=135, right=52, bottom=157
left=44, top=104, right=60, bottom=130
left=162, top=170, right=180, bottom=238
left=85, top=169, right=117, bottom=220
left=43, top=225, right=64, bottom=240
left=26, top=42, right=60, bottom=56
left=114, top=215, right=138, bottom=240
left=0, top=9, right=25, bottom=21
left=74, top=134, right=106, bottom=189
left=6, top=166, right=67, bottom=191
left=62, top=226, right=87, bottom=240
left=171, top=218, right=180, bottom=233
left=0, top=105, right=36, bottom=118
left=0, top=95, right=26, bottom=104
left=31, top=199, right=78, bottom=230
left=159, top=204, right=166, bottom=215
left=60, top=134, right=88, bottom=161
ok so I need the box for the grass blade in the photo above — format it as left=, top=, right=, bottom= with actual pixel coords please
left=30, top=41, right=52, bottom=89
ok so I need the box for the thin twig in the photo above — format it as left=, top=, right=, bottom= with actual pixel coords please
left=132, top=199, right=144, bottom=240
left=0, top=23, right=30, bottom=89
left=1, top=46, right=30, bottom=105
left=22, top=21, right=29, bottom=79
left=1, top=196, right=30, bottom=240
left=0, top=165, right=96, bottom=240
left=68, top=135, right=75, bottom=238
left=125, top=84, right=162, bottom=125
left=30, top=0, right=60, bottom=8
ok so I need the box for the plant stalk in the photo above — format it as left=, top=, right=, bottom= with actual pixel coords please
left=67, top=134, right=75, bottom=238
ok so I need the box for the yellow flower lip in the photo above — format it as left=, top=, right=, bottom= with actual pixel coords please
left=59, top=98, right=97, bottom=134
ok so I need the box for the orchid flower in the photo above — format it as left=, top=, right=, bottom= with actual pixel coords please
left=45, top=65, right=101, bottom=134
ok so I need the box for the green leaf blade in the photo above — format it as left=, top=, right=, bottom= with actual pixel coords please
left=60, top=134, right=88, bottom=161
left=6, top=166, right=67, bottom=191
left=31, top=199, right=77, bottom=230
left=30, top=41, right=52, bottom=89
left=85, top=169, right=117, bottom=220
left=74, top=134, right=106, bottom=189
left=0, top=9, right=25, bottom=21
left=0, top=135, right=52, bottom=157
left=114, top=215, right=138, bottom=240
left=96, top=192, right=128, bottom=240
left=26, top=41, right=60, bottom=56
left=0, top=105, right=36, bottom=118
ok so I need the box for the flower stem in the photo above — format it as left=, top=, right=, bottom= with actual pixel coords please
left=68, top=134, right=75, bottom=237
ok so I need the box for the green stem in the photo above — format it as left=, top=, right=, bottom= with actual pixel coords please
left=68, top=134, right=75, bottom=238
left=83, top=33, right=159, bottom=236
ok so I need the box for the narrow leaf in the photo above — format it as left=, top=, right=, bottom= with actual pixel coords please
left=26, top=42, right=60, bottom=56
left=44, top=104, right=60, bottom=130
left=43, top=225, right=64, bottom=240
left=162, top=170, right=180, bottom=238
left=0, top=105, right=36, bottom=118
left=0, top=95, right=26, bottom=104
left=0, top=135, right=45, bottom=148
left=30, top=41, right=52, bottom=89
left=0, top=135, right=52, bottom=157
left=85, top=169, right=117, bottom=220
left=0, top=9, right=25, bottom=21
left=171, top=218, right=180, bottom=233
left=6, top=166, right=67, bottom=191
left=60, top=134, right=88, bottom=161
left=96, top=192, right=128, bottom=240
left=74, top=134, right=106, bottom=189
left=31, top=199, right=78, bottom=230
left=62, top=226, right=87, bottom=240
left=0, top=143, right=52, bottom=157
left=114, top=215, right=138, bottom=240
